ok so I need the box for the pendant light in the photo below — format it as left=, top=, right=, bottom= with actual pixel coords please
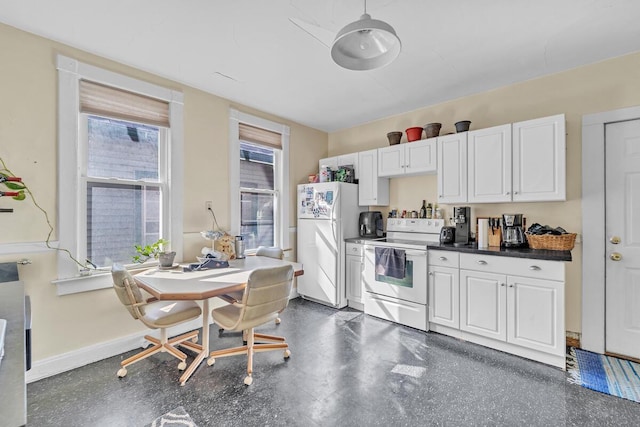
left=331, top=0, right=401, bottom=71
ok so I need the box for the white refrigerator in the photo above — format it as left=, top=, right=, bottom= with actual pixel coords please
left=297, top=182, right=366, bottom=308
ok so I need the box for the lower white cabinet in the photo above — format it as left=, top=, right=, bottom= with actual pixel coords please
left=428, top=250, right=566, bottom=369
left=345, top=242, right=364, bottom=310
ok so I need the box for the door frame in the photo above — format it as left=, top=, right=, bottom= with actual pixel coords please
left=581, top=105, right=640, bottom=353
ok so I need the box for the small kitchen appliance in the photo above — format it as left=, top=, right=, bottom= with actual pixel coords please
left=501, top=214, right=526, bottom=247
left=439, top=226, right=455, bottom=244
left=359, top=211, right=384, bottom=238
left=453, top=206, right=471, bottom=247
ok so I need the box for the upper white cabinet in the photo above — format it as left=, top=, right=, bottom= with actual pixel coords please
left=437, top=132, right=468, bottom=204
left=319, top=153, right=359, bottom=179
left=437, top=114, right=566, bottom=204
left=467, top=124, right=512, bottom=203
left=358, top=149, right=390, bottom=206
left=378, top=139, right=437, bottom=178
left=512, top=114, right=566, bottom=202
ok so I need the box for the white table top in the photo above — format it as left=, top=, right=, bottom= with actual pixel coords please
left=134, top=256, right=303, bottom=301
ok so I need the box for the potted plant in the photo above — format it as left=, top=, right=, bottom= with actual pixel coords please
left=133, top=238, right=176, bottom=267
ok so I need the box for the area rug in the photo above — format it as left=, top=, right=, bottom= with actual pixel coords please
left=568, top=347, right=640, bottom=403
left=145, top=406, right=198, bottom=427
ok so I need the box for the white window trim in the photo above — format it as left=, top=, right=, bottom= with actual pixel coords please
left=54, top=55, right=184, bottom=295
left=229, top=109, right=290, bottom=251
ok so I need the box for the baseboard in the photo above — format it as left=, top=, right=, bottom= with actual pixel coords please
left=26, top=318, right=202, bottom=383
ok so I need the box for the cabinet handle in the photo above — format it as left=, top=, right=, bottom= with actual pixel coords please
left=514, top=191, right=519, bottom=195
left=529, top=265, right=541, bottom=271
left=477, top=260, right=487, bottom=265
left=439, top=256, right=447, bottom=261
left=500, top=283, right=505, bottom=287
left=428, top=272, right=433, bottom=276
left=509, top=284, right=514, bottom=288
left=505, top=191, right=510, bottom=195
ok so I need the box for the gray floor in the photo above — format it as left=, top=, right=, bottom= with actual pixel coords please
left=28, top=298, right=640, bottom=426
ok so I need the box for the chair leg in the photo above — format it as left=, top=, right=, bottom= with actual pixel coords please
left=245, top=328, right=255, bottom=385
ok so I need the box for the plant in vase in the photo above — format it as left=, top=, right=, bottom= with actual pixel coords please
left=133, top=238, right=176, bottom=267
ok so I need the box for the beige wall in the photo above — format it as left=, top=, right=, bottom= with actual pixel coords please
left=0, top=22, right=327, bottom=361
left=329, top=50, right=640, bottom=334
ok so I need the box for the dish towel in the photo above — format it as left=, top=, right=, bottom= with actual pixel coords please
left=375, top=247, right=406, bottom=279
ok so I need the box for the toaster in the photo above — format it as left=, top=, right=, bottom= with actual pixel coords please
left=439, top=226, right=455, bottom=244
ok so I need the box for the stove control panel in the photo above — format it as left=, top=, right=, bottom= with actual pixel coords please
left=387, top=218, right=445, bottom=233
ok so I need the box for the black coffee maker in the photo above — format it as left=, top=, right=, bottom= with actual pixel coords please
left=501, top=214, right=526, bottom=247
left=453, top=206, right=471, bottom=247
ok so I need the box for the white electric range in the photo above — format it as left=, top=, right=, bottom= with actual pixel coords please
left=363, top=218, right=444, bottom=331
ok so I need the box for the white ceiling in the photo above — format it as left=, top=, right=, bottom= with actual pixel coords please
left=2, top=0, right=640, bottom=132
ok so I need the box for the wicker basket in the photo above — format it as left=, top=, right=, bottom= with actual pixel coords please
left=526, top=233, right=576, bottom=251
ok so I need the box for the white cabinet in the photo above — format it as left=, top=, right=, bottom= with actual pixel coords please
left=428, top=250, right=566, bottom=369
left=437, top=133, right=468, bottom=204
left=378, top=139, right=437, bottom=177
left=512, top=114, right=566, bottom=202
left=467, top=124, right=512, bottom=203
left=346, top=242, right=364, bottom=310
left=358, top=149, right=390, bottom=206
left=320, top=153, right=359, bottom=179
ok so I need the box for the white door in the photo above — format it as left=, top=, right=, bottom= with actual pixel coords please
left=297, top=219, right=338, bottom=306
left=378, top=145, right=405, bottom=177
left=460, top=270, right=506, bottom=341
left=507, top=276, right=564, bottom=356
left=429, top=266, right=460, bottom=329
left=346, top=254, right=363, bottom=303
left=437, top=133, right=468, bottom=203
left=467, top=124, right=512, bottom=203
left=605, top=119, right=640, bottom=359
left=406, top=139, right=437, bottom=175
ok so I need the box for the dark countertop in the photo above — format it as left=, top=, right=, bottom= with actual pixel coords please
left=427, top=242, right=572, bottom=262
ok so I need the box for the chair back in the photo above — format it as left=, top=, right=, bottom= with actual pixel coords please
left=255, top=246, right=284, bottom=260
left=111, top=264, right=146, bottom=319
left=236, top=265, right=293, bottom=331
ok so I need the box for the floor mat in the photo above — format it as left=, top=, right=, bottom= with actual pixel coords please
left=568, top=347, right=640, bottom=403
left=146, top=406, right=198, bottom=427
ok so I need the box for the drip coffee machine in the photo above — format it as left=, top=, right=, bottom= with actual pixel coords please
left=453, top=206, right=471, bottom=247
left=501, top=214, right=526, bottom=247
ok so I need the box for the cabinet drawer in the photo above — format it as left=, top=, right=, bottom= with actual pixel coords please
left=346, top=242, right=363, bottom=257
left=460, top=253, right=564, bottom=281
left=429, top=250, right=459, bottom=268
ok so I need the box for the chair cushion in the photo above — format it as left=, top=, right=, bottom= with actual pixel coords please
left=142, top=300, right=202, bottom=328
left=112, top=264, right=145, bottom=319
left=255, top=246, right=284, bottom=260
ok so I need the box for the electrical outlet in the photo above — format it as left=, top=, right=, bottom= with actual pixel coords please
left=205, top=201, right=213, bottom=212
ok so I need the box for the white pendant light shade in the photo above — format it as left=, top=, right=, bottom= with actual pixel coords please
left=331, top=13, right=401, bottom=71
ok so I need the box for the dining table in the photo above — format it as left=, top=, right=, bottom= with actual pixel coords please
left=134, top=256, right=303, bottom=386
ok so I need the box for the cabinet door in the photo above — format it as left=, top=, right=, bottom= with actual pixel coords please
left=507, top=276, right=564, bottom=356
left=429, top=266, right=459, bottom=329
left=437, top=133, right=468, bottom=203
left=468, top=124, right=512, bottom=203
left=346, top=254, right=364, bottom=303
left=378, top=145, right=405, bottom=177
left=406, top=139, right=437, bottom=175
left=460, top=270, right=506, bottom=341
left=358, top=149, right=389, bottom=206
left=512, top=114, right=566, bottom=202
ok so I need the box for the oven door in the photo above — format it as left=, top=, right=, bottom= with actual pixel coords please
left=363, top=244, right=427, bottom=304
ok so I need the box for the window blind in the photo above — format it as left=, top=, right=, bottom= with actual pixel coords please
left=79, top=80, right=170, bottom=127
left=239, top=123, right=282, bottom=149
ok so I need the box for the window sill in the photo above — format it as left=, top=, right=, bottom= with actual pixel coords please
left=51, top=265, right=152, bottom=296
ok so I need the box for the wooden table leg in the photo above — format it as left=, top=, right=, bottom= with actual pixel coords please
left=179, top=298, right=210, bottom=386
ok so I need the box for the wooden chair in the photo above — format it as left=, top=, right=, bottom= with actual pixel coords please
left=207, top=264, right=294, bottom=385
left=111, top=265, right=203, bottom=378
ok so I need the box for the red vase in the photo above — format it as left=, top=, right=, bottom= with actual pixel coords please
left=405, top=127, right=423, bottom=142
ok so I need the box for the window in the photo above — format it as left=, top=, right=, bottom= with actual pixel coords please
left=230, top=110, right=289, bottom=252
left=55, top=55, right=183, bottom=294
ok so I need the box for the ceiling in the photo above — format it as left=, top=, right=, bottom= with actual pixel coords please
left=2, top=0, right=640, bottom=132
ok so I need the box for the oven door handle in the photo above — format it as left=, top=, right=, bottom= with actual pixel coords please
left=364, top=247, right=426, bottom=257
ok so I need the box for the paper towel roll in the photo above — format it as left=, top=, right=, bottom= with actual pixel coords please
left=478, top=219, right=489, bottom=248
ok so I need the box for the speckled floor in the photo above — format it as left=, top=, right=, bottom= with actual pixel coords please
left=28, top=298, right=640, bottom=426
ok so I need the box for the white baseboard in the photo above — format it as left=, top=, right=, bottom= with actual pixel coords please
left=26, top=318, right=203, bottom=383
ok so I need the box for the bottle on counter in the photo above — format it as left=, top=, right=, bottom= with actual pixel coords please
left=419, top=200, right=427, bottom=218
left=426, top=203, right=433, bottom=219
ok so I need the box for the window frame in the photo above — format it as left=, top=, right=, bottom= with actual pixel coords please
left=229, top=109, right=290, bottom=252
left=54, top=55, right=184, bottom=295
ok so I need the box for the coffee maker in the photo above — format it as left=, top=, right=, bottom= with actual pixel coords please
left=501, top=214, right=526, bottom=247
left=453, top=206, right=471, bottom=247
